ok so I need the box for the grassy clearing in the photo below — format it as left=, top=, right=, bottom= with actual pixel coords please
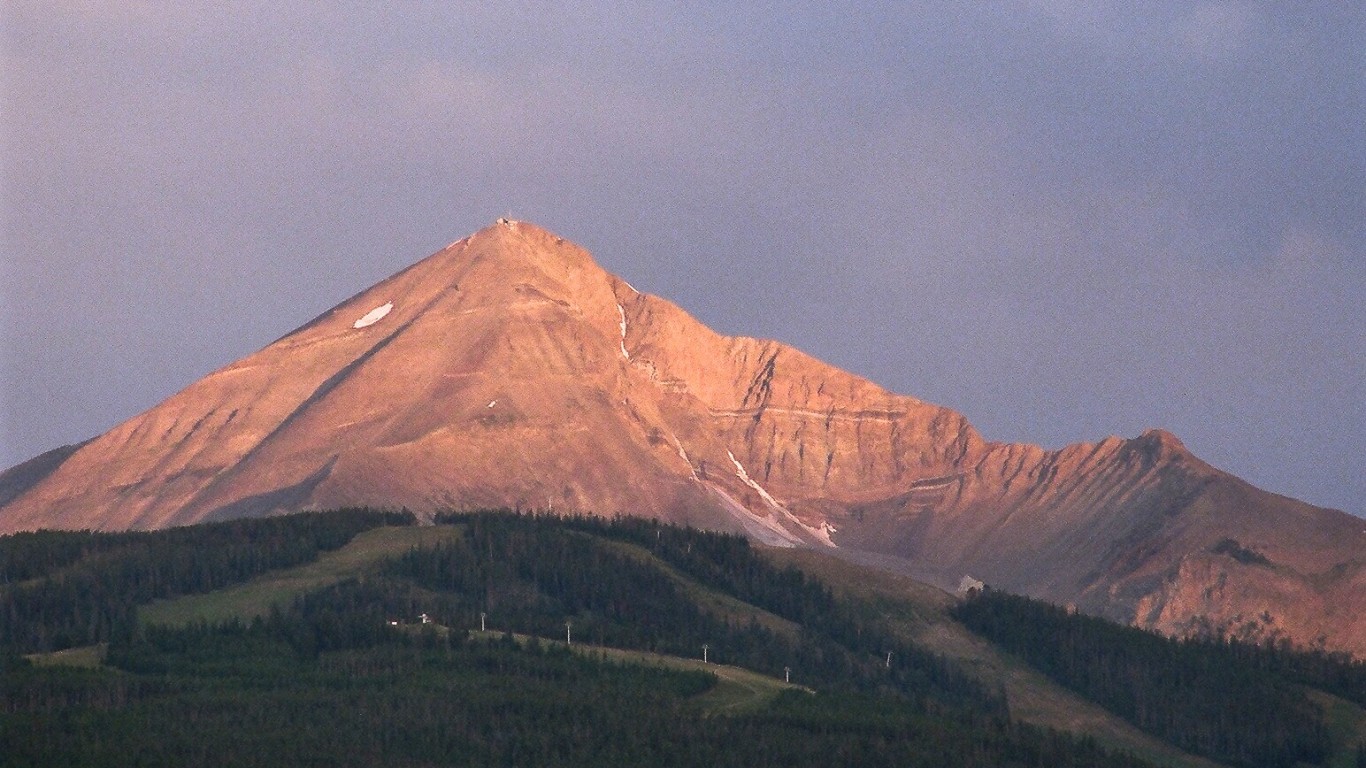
left=1310, top=690, right=1366, bottom=768
left=24, top=643, right=106, bottom=668
left=590, top=535, right=800, bottom=637
left=465, top=629, right=806, bottom=715
left=762, top=547, right=1219, bottom=768
left=564, top=641, right=807, bottom=715
left=139, top=525, right=462, bottom=627
left=136, top=522, right=797, bottom=715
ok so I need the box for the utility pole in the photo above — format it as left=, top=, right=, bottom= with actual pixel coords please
left=702, top=644, right=709, bottom=664
left=784, top=666, right=791, bottom=684
left=566, top=620, right=572, bottom=646
left=886, top=651, right=892, bottom=669
left=480, top=612, right=486, bottom=633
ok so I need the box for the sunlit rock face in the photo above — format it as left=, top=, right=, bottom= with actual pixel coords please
left=2, top=220, right=1362, bottom=656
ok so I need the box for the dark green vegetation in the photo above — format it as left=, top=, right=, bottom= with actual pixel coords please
left=409, top=511, right=994, bottom=712
left=954, top=589, right=1366, bottom=768
left=1, top=510, right=1362, bottom=767
left=2, top=511, right=1146, bottom=768
left=1209, top=538, right=1273, bottom=567
left=0, top=509, right=409, bottom=652
left=3, top=631, right=1154, bottom=768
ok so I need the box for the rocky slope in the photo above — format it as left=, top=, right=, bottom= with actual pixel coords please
left=2, top=220, right=1362, bottom=655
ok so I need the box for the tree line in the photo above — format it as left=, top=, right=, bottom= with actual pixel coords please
left=427, top=511, right=996, bottom=712
left=4, top=624, right=1155, bottom=768
left=952, top=588, right=1348, bottom=768
left=0, top=508, right=411, bottom=654
left=5, top=508, right=1361, bottom=766
left=1, top=508, right=1160, bottom=767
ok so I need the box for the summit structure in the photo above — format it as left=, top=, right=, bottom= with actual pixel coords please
left=2, top=220, right=1362, bottom=654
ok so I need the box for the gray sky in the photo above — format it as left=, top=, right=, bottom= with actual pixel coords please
left=2, top=2, right=1362, bottom=517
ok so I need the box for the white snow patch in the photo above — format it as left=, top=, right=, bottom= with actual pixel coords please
left=353, top=302, right=393, bottom=329
left=728, top=450, right=785, bottom=511
left=727, top=449, right=839, bottom=548
left=810, top=521, right=840, bottom=548
left=674, top=439, right=698, bottom=479
left=809, top=522, right=838, bottom=547
left=617, top=303, right=629, bottom=359
left=487, top=400, right=497, bottom=408
left=704, top=483, right=802, bottom=548
left=957, top=575, right=984, bottom=595
left=787, top=517, right=839, bottom=548
left=621, top=280, right=638, bottom=293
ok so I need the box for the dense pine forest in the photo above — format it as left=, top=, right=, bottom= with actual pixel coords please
left=953, top=589, right=1366, bottom=768
left=2, top=510, right=1364, bottom=767
left=0, top=509, right=409, bottom=652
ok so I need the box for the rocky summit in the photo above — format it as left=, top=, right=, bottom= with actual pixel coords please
left=2, top=220, right=1362, bottom=655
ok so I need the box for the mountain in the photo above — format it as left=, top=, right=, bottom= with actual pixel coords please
left=2, top=219, right=1362, bottom=656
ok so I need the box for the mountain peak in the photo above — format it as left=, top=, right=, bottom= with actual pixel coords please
left=1126, top=428, right=1190, bottom=464
left=1139, top=427, right=1184, bottom=449
left=3, top=223, right=1362, bottom=657
left=466, top=218, right=602, bottom=276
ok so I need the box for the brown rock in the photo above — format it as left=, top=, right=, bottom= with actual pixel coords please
left=3, top=220, right=1362, bottom=656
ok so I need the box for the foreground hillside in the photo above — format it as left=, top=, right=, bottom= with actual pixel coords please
left=3, top=511, right=1363, bottom=767
left=2, top=220, right=1361, bottom=657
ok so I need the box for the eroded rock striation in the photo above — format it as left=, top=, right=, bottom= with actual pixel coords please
left=3, top=221, right=1362, bottom=655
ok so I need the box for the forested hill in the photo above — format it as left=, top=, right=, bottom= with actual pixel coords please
left=2, top=510, right=1364, bottom=768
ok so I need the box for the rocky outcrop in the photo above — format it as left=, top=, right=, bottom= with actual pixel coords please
left=3, top=220, right=1362, bottom=655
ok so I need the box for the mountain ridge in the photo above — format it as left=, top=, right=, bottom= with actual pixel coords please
left=2, top=219, right=1361, bottom=656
